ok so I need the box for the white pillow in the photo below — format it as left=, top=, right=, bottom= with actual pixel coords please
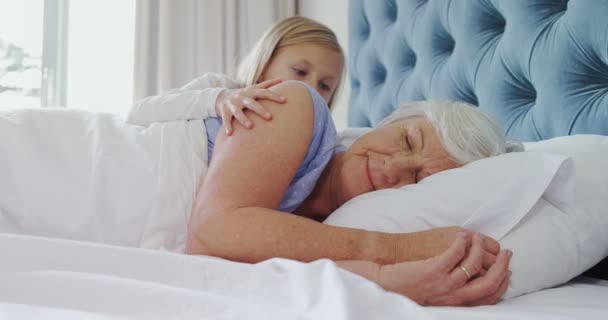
left=325, top=134, right=608, bottom=299
left=523, top=135, right=608, bottom=274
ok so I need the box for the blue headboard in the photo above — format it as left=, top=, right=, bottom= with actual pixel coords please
left=348, top=0, right=608, bottom=141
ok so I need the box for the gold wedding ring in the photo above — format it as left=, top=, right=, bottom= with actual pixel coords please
left=459, top=265, right=472, bottom=280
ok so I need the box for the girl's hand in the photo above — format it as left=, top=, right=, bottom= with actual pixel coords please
left=378, top=233, right=512, bottom=306
left=216, top=79, right=286, bottom=135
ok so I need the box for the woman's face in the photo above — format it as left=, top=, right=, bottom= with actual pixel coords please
left=338, top=117, right=461, bottom=203
left=259, top=43, right=344, bottom=104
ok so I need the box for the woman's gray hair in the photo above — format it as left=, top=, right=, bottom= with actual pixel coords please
left=377, top=100, right=523, bottom=165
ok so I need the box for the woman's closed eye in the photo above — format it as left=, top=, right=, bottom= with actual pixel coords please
left=404, top=135, right=413, bottom=151
left=405, top=133, right=423, bottom=153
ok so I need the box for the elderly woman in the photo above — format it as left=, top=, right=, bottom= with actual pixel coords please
left=185, top=80, right=511, bottom=305
left=0, top=81, right=510, bottom=306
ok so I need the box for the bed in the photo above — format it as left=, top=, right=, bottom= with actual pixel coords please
left=1, top=0, right=608, bottom=319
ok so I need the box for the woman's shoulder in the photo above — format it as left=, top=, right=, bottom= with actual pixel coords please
left=270, top=81, right=332, bottom=125
left=253, top=82, right=314, bottom=140
left=245, top=81, right=336, bottom=154
left=278, top=81, right=328, bottom=107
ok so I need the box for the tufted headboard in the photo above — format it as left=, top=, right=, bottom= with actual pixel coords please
left=348, top=0, right=608, bottom=141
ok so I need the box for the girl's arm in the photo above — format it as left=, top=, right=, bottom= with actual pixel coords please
left=126, top=73, right=240, bottom=126
left=127, top=73, right=285, bottom=130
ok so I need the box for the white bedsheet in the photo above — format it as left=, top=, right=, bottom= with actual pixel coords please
left=0, top=233, right=429, bottom=320
left=428, top=277, right=608, bottom=319
left=1, top=233, right=607, bottom=320
left=0, top=108, right=208, bottom=252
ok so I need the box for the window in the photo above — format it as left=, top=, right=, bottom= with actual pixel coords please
left=0, top=0, right=135, bottom=114
left=0, top=0, right=44, bottom=108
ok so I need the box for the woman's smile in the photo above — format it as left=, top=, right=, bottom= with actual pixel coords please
left=365, top=157, right=377, bottom=191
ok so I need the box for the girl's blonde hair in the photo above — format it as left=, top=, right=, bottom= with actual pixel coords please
left=236, top=16, right=345, bottom=108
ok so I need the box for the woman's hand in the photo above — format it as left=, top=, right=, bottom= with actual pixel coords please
left=396, top=226, right=501, bottom=270
left=378, top=232, right=512, bottom=306
left=216, top=79, right=286, bottom=135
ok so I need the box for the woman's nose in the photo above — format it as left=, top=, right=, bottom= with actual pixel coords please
left=383, top=155, right=417, bottom=186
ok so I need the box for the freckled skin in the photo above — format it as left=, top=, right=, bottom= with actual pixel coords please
left=337, top=117, right=461, bottom=205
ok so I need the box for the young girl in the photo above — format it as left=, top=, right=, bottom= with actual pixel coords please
left=126, top=16, right=345, bottom=135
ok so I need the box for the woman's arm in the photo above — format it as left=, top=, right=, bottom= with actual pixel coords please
left=186, top=81, right=397, bottom=264
left=336, top=233, right=511, bottom=306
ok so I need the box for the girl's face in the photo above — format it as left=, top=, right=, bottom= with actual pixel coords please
left=337, top=117, right=461, bottom=204
left=259, top=43, right=344, bottom=104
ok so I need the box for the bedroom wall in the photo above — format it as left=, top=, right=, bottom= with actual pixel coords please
left=298, top=0, right=350, bottom=130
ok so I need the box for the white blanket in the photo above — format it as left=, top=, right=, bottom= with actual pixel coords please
left=0, top=108, right=208, bottom=252
left=0, top=233, right=431, bottom=320
left=2, top=233, right=608, bottom=320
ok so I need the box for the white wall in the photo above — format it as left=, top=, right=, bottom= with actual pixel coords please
left=298, top=0, right=350, bottom=130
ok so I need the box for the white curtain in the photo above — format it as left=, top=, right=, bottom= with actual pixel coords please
left=133, top=0, right=296, bottom=100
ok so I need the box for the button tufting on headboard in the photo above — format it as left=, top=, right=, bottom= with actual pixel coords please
left=371, top=63, right=387, bottom=86
left=348, top=0, right=608, bottom=140
left=431, top=28, right=455, bottom=58
left=476, top=2, right=505, bottom=36
left=384, top=0, right=398, bottom=23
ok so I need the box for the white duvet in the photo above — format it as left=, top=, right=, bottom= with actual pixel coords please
left=0, top=233, right=432, bottom=320
left=0, top=108, right=208, bottom=252
left=2, top=232, right=607, bottom=320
